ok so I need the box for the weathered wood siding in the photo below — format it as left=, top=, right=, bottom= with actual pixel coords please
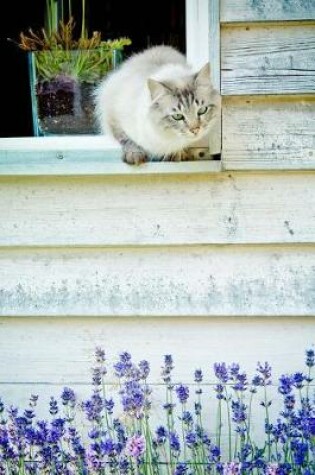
left=0, top=139, right=314, bottom=412
left=221, top=0, right=315, bottom=22
left=221, top=24, right=315, bottom=95
left=218, top=0, right=315, bottom=167
left=1, top=0, right=315, bottom=419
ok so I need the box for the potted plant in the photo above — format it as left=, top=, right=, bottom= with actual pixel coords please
left=17, top=0, right=131, bottom=136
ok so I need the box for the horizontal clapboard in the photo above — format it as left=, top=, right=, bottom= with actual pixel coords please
left=1, top=316, right=313, bottom=383
left=1, top=246, right=314, bottom=317
left=222, top=96, right=315, bottom=168
left=0, top=316, right=314, bottom=446
left=221, top=0, right=315, bottom=22
left=221, top=24, right=315, bottom=95
left=1, top=172, right=315, bottom=246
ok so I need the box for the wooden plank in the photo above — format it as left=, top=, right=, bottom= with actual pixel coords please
left=0, top=137, right=221, bottom=176
left=0, top=317, right=314, bottom=383
left=0, top=246, right=314, bottom=317
left=221, top=24, right=315, bottom=95
left=185, top=0, right=210, bottom=70
left=0, top=316, right=314, bottom=443
left=1, top=173, right=315, bottom=246
left=221, top=0, right=315, bottom=22
left=0, top=154, right=221, bottom=176
left=222, top=96, right=315, bottom=168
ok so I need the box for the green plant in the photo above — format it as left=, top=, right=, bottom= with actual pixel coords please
left=17, top=0, right=131, bottom=82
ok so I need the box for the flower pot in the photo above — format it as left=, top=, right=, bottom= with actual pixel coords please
left=28, top=49, right=122, bottom=136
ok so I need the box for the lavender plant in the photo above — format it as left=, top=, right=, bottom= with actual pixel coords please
left=0, top=349, right=314, bottom=474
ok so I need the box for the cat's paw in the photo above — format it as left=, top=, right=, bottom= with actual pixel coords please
left=168, top=150, right=191, bottom=162
left=123, top=151, right=148, bottom=165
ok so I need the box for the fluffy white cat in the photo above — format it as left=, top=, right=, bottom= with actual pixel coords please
left=94, top=45, right=220, bottom=164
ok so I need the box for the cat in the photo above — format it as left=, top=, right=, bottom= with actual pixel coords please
left=94, top=45, right=221, bottom=165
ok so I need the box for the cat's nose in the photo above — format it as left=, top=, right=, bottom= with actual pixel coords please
left=190, top=126, right=200, bottom=135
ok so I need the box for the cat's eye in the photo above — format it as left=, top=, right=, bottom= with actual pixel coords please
left=197, top=106, right=208, bottom=116
left=171, top=113, right=184, bottom=121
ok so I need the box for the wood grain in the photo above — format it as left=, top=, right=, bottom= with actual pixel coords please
left=1, top=172, right=315, bottom=246
left=0, top=246, right=314, bottom=317
left=221, top=24, right=315, bottom=95
left=222, top=96, right=315, bottom=167
left=221, top=0, right=315, bottom=22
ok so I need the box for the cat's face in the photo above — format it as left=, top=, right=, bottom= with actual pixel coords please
left=148, top=63, right=220, bottom=141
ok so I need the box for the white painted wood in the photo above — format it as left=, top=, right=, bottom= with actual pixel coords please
left=185, top=0, right=210, bottom=70
left=185, top=0, right=221, bottom=155
left=0, top=137, right=220, bottom=175
left=208, top=0, right=222, bottom=155
left=221, top=0, right=315, bottom=22
left=1, top=172, right=315, bottom=246
left=0, top=316, right=314, bottom=449
left=0, top=246, right=314, bottom=317
left=221, top=24, right=315, bottom=95
left=222, top=96, right=315, bottom=168
left=0, top=317, right=314, bottom=384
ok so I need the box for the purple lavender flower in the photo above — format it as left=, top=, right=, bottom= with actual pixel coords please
left=139, top=360, right=150, bottom=380
left=222, top=462, right=242, bottom=474
left=82, top=392, right=104, bottom=422
left=119, top=457, right=130, bottom=474
left=278, top=375, right=293, bottom=395
left=214, top=383, right=225, bottom=400
left=231, top=400, right=247, bottom=424
left=185, top=431, right=198, bottom=448
left=265, top=463, right=279, bottom=475
left=101, top=437, right=116, bottom=456
left=174, top=462, right=189, bottom=474
left=104, top=398, right=114, bottom=414
left=176, top=384, right=190, bottom=404
left=95, top=347, right=106, bottom=363
left=214, top=362, right=229, bottom=383
left=29, top=394, right=38, bottom=407
left=161, top=354, right=174, bottom=384
left=257, top=362, right=272, bottom=381
left=305, top=348, right=315, bottom=368
left=114, top=351, right=133, bottom=378
left=155, top=426, right=167, bottom=444
left=181, top=410, right=193, bottom=426
left=307, top=417, right=315, bottom=436
left=293, top=372, right=307, bottom=389
left=61, top=387, right=76, bottom=407
left=120, top=380, right=145, bottom=418
left=169, top=431, right=180, bottom=452
left=232, top=372, right=248, bottom=392
left=125, top=434, right=146, bottom=458
left=194, top=369, right=203, bottom=383
left=49, top=396, right=58, bottom=415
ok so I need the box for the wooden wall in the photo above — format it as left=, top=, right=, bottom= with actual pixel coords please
left=0, top=138, right=314, bottom=424
left=0, top=0, right=315, bottom=440
left=219, top=0, right=315, bottom=168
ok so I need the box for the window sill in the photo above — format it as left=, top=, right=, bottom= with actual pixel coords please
left=0, top=136, right=222, bottom=176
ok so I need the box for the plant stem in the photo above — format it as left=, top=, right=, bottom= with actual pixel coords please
left=81, top=0, right=86, bottom=39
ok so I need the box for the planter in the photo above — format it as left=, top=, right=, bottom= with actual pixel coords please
left=28, top=49, right=122, bottom=136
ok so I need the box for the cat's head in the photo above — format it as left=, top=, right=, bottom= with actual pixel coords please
left=147, top=63, right=220, bottom=141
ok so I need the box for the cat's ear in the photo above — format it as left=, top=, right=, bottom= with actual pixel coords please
left=194, top=62, right=211, bottom=88
left=147, top=78, right=172, bottom=101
